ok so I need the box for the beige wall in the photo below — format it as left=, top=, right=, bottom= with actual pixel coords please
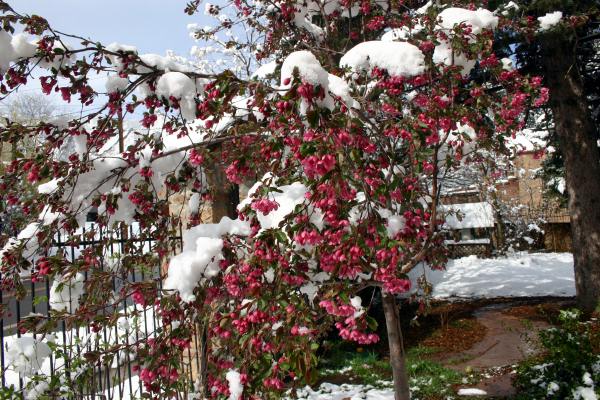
left=496, top=152, right=544, bottom=208
left=514, top=152, right=544, bottom=209
left=496, top=152, right=569, bottom=222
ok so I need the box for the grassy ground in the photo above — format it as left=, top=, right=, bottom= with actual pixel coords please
left=317, top=343, right=468, bottom=399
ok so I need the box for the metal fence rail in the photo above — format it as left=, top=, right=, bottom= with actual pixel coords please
left=0, top=223, right=199, bottom=400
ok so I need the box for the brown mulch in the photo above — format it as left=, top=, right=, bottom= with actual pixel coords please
left=403, top=317, right=488, bottom=356
left=403, top=298, right=575, bottom=356
left=500, top=299, right=575, bottom=323
left=402, top=301, right=488, bottom=354
left=420, top=318, right=488, bottom=353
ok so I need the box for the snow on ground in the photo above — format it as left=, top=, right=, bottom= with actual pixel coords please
left=408, top=252, right=575, bottom=299
left=292, top=382, right=491, bottom=400
left=458, top=388, right=488, bottom=396
left=293, top=383, right=394, bottom=400
left=2, top=304, right=155, bottom=399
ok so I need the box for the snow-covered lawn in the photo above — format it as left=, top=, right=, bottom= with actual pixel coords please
left=408, top=252, right=575, bottom=299
left=294, top=383, right=394, bottom=399
left=293, top=383, right=489, bottom=399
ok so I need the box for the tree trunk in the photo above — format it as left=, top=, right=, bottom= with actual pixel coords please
left=196, top=323, right=209, bottom=398
left=382, top=292, right=410, bottom=400
left=0, top=141, right=4, bottom=174
left=10, top=141, right=17, bottom=161
left=206, top=146, right=239, bottom=223
left=541, top=37, right=600, bottom=315
left=197, top=148, right=240, bottom=396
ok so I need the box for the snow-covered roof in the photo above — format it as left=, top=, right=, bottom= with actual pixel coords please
left=441, top=202, right=494, bottom=229
left=444, top=238, right=491, bottom=245
left=442, top=186, right=479, bottom=196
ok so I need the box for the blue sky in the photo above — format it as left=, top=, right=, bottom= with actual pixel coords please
left=12, top=0, right=206, bottom=56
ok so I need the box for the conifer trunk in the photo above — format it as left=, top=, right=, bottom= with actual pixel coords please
left=382, top=292, right=410, bottom=400
left=541, top=36, right=600, bottom=315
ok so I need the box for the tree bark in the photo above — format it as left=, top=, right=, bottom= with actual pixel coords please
left=196, top=323, right=209, bottom=398
left=382, top=292, right=410, bottom=400
left=198, top=147, right=240, bottom=396
left=541, top=36, right=600, bottom=315
left=206, top=146, right=239, bottom=223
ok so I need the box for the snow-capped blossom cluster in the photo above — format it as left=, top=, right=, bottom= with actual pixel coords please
left=433, top=8, right=499, bottom=75
left=226, top=369, right=245, bottom=400
left=164, top=217, right=250, bottom=302
left=340, top=41, right=425, bottom=78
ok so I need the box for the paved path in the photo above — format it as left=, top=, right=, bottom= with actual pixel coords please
left=447, top=304, right=549, bottom=371
left=441, top=303, right=552, bottom=398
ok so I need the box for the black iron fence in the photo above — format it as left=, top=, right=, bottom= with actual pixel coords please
left=0, top=223, right=205, bottom=400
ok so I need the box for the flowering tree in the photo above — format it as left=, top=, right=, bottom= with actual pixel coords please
left=0, top=0, right=548, bottom=399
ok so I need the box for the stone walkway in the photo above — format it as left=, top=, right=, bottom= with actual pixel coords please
left=440, top=303, right=552, bottom=398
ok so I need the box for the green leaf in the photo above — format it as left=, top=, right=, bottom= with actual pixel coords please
left=258, top=298, right=267, bottom=310
left=339, top=292, right=349, bottom=303
left=239, top=333, right=251, bottom=347
left=274, top=230, right=288, bottom=244
left=33, top=295, right=48, bottom=307
left=366, top=315, right=378, bottom=331
left=376, top=223, right=387, bottom=237
left=300, top=143, right=315, bottom=157
left=306, top=110, right=319, bottom=128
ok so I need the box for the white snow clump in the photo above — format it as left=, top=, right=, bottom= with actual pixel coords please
left=538, top=11, right=563, bottom=31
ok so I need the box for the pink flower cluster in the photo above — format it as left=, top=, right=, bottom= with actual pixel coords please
left=366, top=16, right=385, bottom=31
left=319, top=300, right=355, bottom=317
left=301, top=154, right=336, bottom=178
left=139, top=365, right=179, bottom=388
left=294, top=229, right=322, bottom=245
left=32, top=258, right=51, bottom=283
left=383, top=278, right=411, bottom=294
left=225, top=160, right=249, bottom=184
left=139, top=166, right=154, bottom=178
left=189, top=148, right=204, bottom=166
left=251, top=198, right=279, bottom=215
left=132, top=289, right=146, bottom=306
left=335, top=323, right=380, bottom=344
left=320, top=299, right=379, bottom=344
